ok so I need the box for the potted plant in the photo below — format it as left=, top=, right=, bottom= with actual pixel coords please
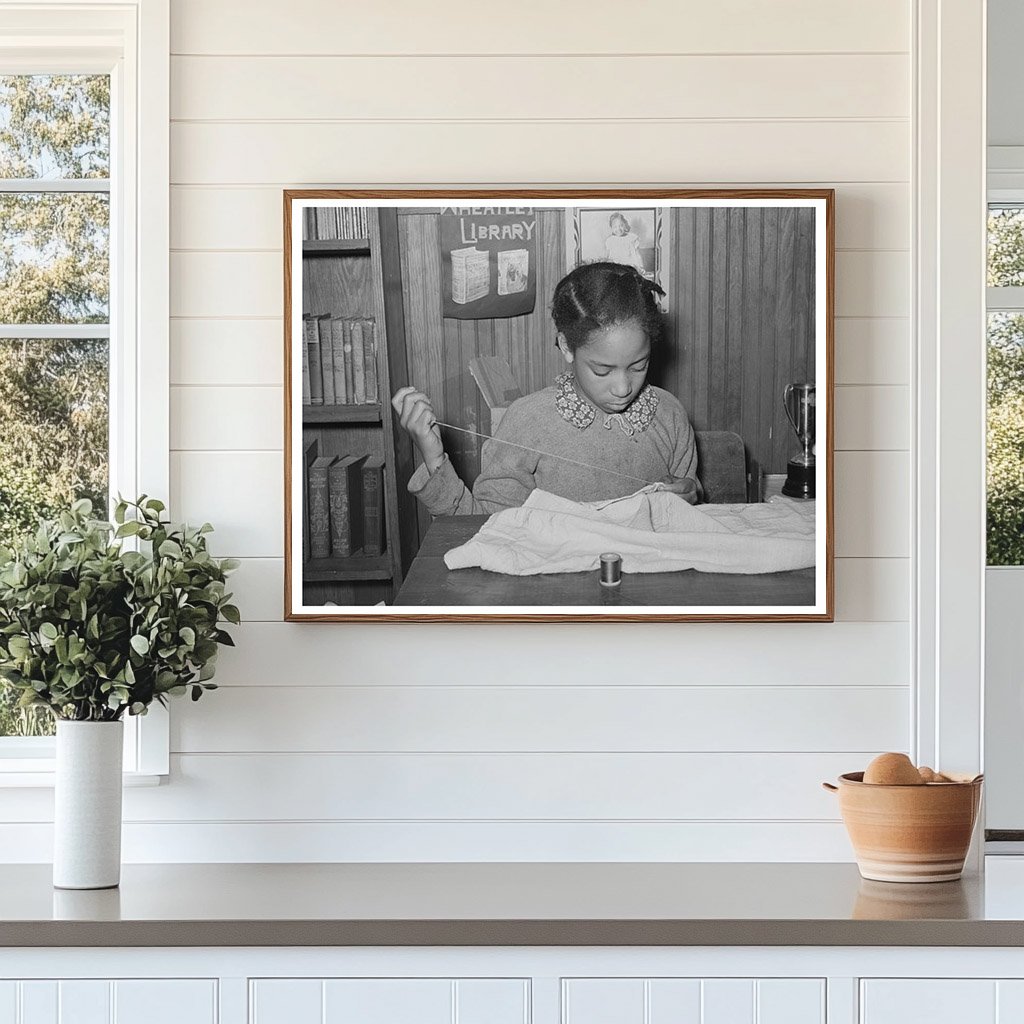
left=0, top=496, right=239, bottom=889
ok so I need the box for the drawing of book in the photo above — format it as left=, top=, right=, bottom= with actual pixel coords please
left=317, top=314, right=335, bottom=405
left=328, top=454, right=367, bottom=557
left=304, top=316, right=323, bottom=405
left=450, top=246, right=490, bottom=304
left=307, top=455, right=336, bottom=559
left=362, top=318, right=378, bottom=403
left=361, top=455, right=385, bottom=556
left=351, top=319, right=366, bottom=404
left=497, top=249, right=529, bottom=295
left=330, top=316, right=349, bottom=404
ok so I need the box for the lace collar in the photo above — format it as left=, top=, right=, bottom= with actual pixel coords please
left=554, top=371, right=659, bottom=437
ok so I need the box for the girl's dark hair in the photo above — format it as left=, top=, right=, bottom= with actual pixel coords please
left=551, top=261, right=665, bottom=353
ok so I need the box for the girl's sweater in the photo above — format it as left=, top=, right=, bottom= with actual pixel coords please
left=407, top=372, right=698, bottom=517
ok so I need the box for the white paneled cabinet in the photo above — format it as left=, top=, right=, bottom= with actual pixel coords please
left=563, top=978, right=825, bottom=1024
left=860, top=979, right=1024, bottom=1023
left=250, top=979, right=529, bottom=1024
left=0, top=980, right=216, bottom=1024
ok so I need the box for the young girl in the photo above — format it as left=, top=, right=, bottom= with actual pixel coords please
left=391, top=261, right=700, bottom=517
left=604, top=212, right=647, bottom=274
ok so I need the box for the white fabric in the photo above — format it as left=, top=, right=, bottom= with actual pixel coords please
left=444, top=486, right=816, bottom=576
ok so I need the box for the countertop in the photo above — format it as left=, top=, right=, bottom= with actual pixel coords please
left=7, top=861, right=1024, bottom=947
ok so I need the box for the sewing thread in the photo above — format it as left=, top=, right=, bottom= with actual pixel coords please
left=431, top=420, right=656, bottom=488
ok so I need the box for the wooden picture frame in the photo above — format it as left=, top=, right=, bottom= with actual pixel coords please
left=284, top=189, right=834, bottom=622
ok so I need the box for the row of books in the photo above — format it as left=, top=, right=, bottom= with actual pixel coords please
left=304, top=445, right=386, bottom=561
left=302, top=314, right=379, bottom=406
left=302, top=207, right=371, bottom=241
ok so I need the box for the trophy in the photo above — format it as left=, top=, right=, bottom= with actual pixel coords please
left=782, top=382, right=816, bottom=499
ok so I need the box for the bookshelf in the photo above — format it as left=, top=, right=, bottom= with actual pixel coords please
left=300, top=210, right=416, bottom=607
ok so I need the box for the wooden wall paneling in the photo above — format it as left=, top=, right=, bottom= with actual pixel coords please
left=709, top=206, right=730, bottom=445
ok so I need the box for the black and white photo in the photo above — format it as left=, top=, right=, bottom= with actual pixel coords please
left=285, top=191, right=834, bottom=622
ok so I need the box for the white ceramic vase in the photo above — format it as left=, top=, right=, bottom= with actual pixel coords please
left=53, top=719, right=124, bottom=889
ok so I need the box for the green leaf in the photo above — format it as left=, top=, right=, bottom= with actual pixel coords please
left=220, top=604, right=241, bottom=625
left=39, top=622, right=58, bottom=641
left=178, top=626, right=196, bottom=646
left=158, top=539, right=183, bottom=559
left=220, top=558, right=241, bottom=572
left=130, top=634, right=150, bottom=656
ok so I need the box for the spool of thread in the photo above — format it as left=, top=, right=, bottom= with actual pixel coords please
left=600, top=552, right=622, bottom=587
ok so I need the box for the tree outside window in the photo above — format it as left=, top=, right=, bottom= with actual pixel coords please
left=0, top=75, right=110, bottom=736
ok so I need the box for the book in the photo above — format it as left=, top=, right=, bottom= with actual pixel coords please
left=328, top=454, right=367, bottom=556
left=362, top=318, right=378, bottom=403
left=450, top=246, right=490, bottom=304
left=351, top=319, right=366, bottom=404
left=302, top=436, right=318, bottom=563
left=305, top=316, right=323, bottom=406
left=361, top=455, right=385, bottom=556
left=307, top=455, right=336, bottom=559
left=301, top=317, right=321, bottom=405
left=342, top=318, right=355, bottom=403
left=330, top=316, right=349, bottom=404
left=317, top=315, right=335, bottom=405
left=301, top=318, right=311, bottom=406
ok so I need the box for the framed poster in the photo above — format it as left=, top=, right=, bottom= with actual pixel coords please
left=284, top=189, right=834, bottom=622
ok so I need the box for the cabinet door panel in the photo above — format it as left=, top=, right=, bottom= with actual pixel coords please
left=19, top=983, right=56, bottom=1024
left=998, top=980, right=1024, bottom=1022
left=455, top=980, right=529, bottom=1024
left=250, top=979, right=322, bottom=1024
left=113, top=981, right=216, bottom=1024
left=0, top=983, right=16, bottom=1024
left=861, top=980, right=996, bottom=1023
left=648, top=980, right=701, bottom=1024
left=563, top=980, right=645, bottom=1024
left=701, top=980, right=754, bottom=1024
left=58, top=982, right=110, bottom=1024
left=323, top=980, right=451, bottom=1024
left=756, top=979, right=825, bottom=1024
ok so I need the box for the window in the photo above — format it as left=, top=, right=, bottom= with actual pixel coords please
left=986, top=205, right=1024, bottom=565
left=0, top=2, right=169, bottom=778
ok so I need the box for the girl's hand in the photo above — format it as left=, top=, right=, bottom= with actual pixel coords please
left=661, top=477, right=699, bottom=505
left=392, top=386, right=445, bottom=474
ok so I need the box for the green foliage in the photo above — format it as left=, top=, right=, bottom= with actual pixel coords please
left=989, top=209, right=1024, bottom=287
left=0, top=497, right=239, bottom=723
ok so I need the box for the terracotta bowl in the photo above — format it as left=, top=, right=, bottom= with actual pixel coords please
left=823, top=771, right=983, bottom=883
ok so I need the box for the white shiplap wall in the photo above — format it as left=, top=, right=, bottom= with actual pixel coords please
left=5, top=0, right=917, bottom=862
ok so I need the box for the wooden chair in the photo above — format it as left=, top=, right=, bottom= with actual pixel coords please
left=468, top=357, right=748, bottom=503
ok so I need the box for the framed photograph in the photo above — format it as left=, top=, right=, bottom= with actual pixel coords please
left=284, top=189, right=834, bottom=622
left=567, top=206, right=670, bottom=310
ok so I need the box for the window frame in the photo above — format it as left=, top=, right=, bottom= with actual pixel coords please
left=0, top=0, right=169, bottom=783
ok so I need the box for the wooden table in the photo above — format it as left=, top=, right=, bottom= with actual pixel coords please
left=394, top=515, right=815, bottom=607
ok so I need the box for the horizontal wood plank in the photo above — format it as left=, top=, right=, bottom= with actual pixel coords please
left=834, top=385, right=909, bottom=451
left=209, top=620, right=909, bottom=687
left=0, top=820, right=857, bottom=862
left=834, top=318, right=909, bottom=385
left=170, top=684, right=909, bottom=753
left=170, top=121, right=909, bottom=186
left=170, top=319, right=284, bottom=386
left=171, top=386, right=282, bottom=450
left=117, top=752, right=882, bottom=821
left=834, top=451, right=910, bottom=557
left=171, top=55, right=908, bottom=121
left=170, top=0, right=910, bottom=56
